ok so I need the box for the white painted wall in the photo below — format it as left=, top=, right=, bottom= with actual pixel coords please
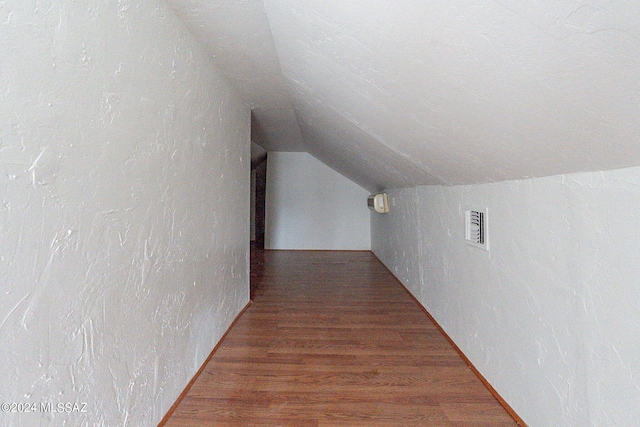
left=0, top=2, right=249, bottom=427
left=372, top=168, right=640, bottom=427
left=265, top=152, right=370, bottom=250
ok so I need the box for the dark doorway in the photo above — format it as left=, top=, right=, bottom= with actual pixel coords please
left=250, top=152, right=267, bottom=299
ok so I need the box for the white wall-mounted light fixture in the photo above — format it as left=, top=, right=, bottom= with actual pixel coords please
left=368, top=193, right=389, bottom=213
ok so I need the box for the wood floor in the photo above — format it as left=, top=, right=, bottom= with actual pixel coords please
left=162, top=250, right=519, bottom=426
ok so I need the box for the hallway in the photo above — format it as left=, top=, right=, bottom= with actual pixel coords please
left=162, top=251, right=519, bottom=426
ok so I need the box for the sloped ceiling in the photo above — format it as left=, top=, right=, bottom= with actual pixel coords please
left=168, top=0, right=640, bottom=191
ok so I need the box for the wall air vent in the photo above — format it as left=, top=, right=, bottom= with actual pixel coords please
left=465, top=208, right=488, bottom=251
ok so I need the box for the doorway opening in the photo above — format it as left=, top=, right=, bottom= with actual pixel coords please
left=250, top=147, right=267, bottom=299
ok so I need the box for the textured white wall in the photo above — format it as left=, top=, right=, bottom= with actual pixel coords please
left=372, top=168, right=640, bottom=426
left=0, top=2, right=249, bottom=426
left=265, top=152, right=370, bottom=250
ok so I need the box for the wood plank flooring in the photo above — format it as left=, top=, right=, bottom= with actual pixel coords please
left=162, top=250, right=518, bottom=426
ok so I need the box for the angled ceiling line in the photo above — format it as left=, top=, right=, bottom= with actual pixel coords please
left=287, top=82, right=450, bottom=187
left=168, top=0, right=640, bottom=189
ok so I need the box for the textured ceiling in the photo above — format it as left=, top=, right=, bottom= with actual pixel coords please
left=167, top=0, right=306, bottom=153
left=168, top=0, right=640, bottom=191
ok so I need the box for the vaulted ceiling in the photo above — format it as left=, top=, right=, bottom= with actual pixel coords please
left=167, top=0, right=640, bottom=192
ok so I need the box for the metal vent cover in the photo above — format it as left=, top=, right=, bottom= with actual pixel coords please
left=465, top=208, right=488, bottom=251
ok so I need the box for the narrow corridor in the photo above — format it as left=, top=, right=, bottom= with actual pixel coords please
left=163, top=251, right=518, bottom=426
